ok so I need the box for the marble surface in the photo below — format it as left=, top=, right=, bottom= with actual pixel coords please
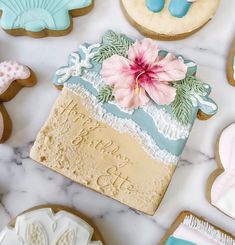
left=0, top=1, right=234, bottom=244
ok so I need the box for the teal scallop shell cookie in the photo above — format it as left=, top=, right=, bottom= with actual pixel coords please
left=0, top=0, right=94, bottom=38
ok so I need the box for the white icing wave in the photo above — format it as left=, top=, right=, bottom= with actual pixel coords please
left=55, top=44, right=192, bottom=141
left=183, top=215, right=235, bottom=245
left=0, top=208, right=102, bottom=245
left=81, top=70, right=190, bottom=141
left=65, top=83, right=179, bottom=165
left=143, top=102, right=190, bottom=140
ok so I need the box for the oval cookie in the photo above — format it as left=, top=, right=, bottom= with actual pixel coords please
left=0, top=61, right=36, bottom=143
left=0, top=205, right=104, bottom=244
left=0, top=0, right=94, bottom=38
left=121, top=0, right=220, bottom=40
left=208, top=123, right=235, bottom=220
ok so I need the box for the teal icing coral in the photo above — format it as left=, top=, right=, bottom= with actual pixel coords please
left=0, top=0, right=93, bottom=35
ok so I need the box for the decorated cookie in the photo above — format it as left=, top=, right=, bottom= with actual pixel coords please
left=121, top=0, right=220, bottom=40
left=0, top=0, right=94, bottom=38
left=208, top=123, right=235, bottom=220
left=0, top=205, right=104, bottom=244
left=159, top=211, right=235, bottom=245
left=227, top=39, right=235, bottom=86
left=30, top=31, right=217, bottom=215
left=0, top=61, right=36, bottom=143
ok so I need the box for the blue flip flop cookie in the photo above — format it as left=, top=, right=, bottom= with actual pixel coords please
left=122, top=0, right=220, bottom=40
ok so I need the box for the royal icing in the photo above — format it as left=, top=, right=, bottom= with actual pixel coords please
left=146, top=0, right=197, bottom=17
left=0, top=208, right=103, bottom=245
left=168, top=0, right=195, bottom=18
left=101, top=38, right=187, bottom=109
left=0, top=60, right=35, bottom=144
left=165, top=214, right=235, bottom=245
left=0, top=61, right=30, bottom=95
left=146, top=0, right=165, bottom=12
left=0, top=0, right=93, bottom=33
left=211, top=123, right=235, bottom=219
left=53, top=31, right=217, bottom=165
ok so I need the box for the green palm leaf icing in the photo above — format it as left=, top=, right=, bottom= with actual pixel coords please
left=97, top=85, right=114, bottom=103
left=171, top=75, right=217, bottom=126
left=93, top=31, right=134, bottom=63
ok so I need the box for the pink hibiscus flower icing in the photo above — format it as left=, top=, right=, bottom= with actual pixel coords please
left=101, top=38, right=187, bottom=109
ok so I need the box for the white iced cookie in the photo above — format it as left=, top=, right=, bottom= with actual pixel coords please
left=208, top=123, right=235, bottom=220
left=121, top=0, right=220, bottom=40
left=0, top=207, right=103, bottom=245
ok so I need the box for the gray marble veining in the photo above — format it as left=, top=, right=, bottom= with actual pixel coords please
left=0, top=1, right=235, bottom=244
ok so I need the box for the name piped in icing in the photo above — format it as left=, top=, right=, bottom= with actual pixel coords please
left=211, top=123, right=235, bottom=219
left=0, top=208, right=103, bottom=245
left=0, top=0, right=93, bottom=33
left=146, top=0, right=197, bottom=18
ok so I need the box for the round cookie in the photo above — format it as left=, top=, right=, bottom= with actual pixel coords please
left=0, top=61, right=36, bottom=143
left=121, top=0, right=220, bottom=40
left=207, top=123, right=235, bottom=220
left=227, top=39, right=235, bottom=86
left=0, top=0, right=94, bottom=38
left=0, top=205, right=105, bottom=244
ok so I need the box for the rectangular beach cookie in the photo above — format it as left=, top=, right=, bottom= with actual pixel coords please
left=30, top=31, right=217, bottom=215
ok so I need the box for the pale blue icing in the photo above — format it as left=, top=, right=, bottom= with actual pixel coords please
left=0, top=0, right=92, bottom=32
left=146, top=0, right=164, bottom=12
left=53, top=32, right=217, bottom=159
left=168, top=0, right=192, bottom=18
left=165, top=237, right=196, bottom=245
left=66, top=73, right=186, bottom=156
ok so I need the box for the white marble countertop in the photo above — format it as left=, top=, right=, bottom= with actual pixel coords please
left=0, top=1, right=234, bottom=244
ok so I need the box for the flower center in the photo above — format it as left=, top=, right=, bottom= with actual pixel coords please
left=135, top=70, right=146, bottom=95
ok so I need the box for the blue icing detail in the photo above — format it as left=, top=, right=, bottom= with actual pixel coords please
left=0, top=0, right=92, bottom=32
left=165, top=236, right=196, bottom=245
left=146, top=0, right=165, bottom=12
left=53, top=32, right=217, bottom=161
left=168, top=0, right=192, bottom=18
left=65, top=75, right=187, bottom=156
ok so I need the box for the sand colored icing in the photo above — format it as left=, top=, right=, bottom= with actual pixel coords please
left=30, top=88, right=175, bottom=215
left=121, top=0, right=220, bottom=37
